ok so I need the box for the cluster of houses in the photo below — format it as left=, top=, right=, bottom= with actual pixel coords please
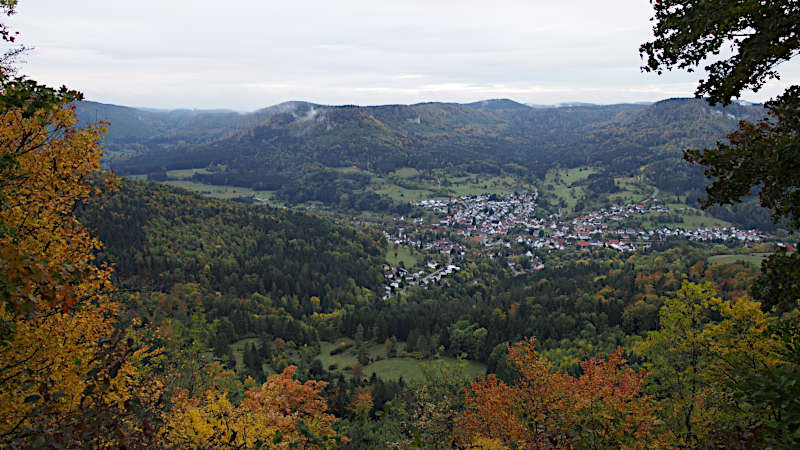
left=524, top=225, right=764, bottom=252
left=537, top=202, right=765, bottom=249
left=382, top=261, right=461, bottom=299
left=416, top=193, right=764, bottom=250
left=415, top=192, right=538, bottom=236
left=385, top=228, right=467, bottom=256
left=379, top=192, right=767, bottom=299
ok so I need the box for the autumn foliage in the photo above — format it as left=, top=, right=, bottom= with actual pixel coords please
left=0, top=55, right=345, bottom=446
left=0, top=104, right=112, bottom=316
left=636, top=281, right=800, bottom=447
left=455, top=338, right=663, bottom=449
left=0, top=96, right=169, bottom=445
left=0, top=6, right=171, bottom=437
left=163, top=365, right=341, bottom=448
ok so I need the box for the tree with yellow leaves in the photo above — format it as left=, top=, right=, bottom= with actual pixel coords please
left=0, top=93, right=168, bottom=446
left=163, top=365, right=342, bottom=448
left=637, top=281, right=800, bottom=447
left=349, top=386, right=374, bottom=419
left=0, top=3, right=164, bottom=445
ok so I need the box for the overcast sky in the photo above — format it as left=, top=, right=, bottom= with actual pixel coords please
left=7, top=0, right=799, bottom=110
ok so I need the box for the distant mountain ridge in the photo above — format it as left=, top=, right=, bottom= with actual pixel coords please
left=75, top=100, right=288, bottom=159
left=103, top=99, right=644, bottom=174
left=82, top=98, right=765, bottom=206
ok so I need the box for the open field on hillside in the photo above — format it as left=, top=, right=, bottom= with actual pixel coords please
left=318, top=339, right=486, bottom=381
left=374, top=183, right=439, bottom=202
left=386, top=244, right=420, bottom=268
left=708, top=253, right=770, bottom=268
left=125, top=168, right=282, bottom=203
left=538, top=168, right=734, bottom=230
left=374, top=169, right=531, bottom=202
left=539, top=167, right=597, bottom=211
left=166, top=168, right=212, bottom=179
left=558, top=167, right=600, bottom=184
left=664, top=204, right=732, bottom=228
left=675, top=213, right=732, bottom=229
left=132, top=165, right=749, bottom=234
left=391, top=168, right=421, bottom=178
left=160, top=180, right=277, bottom=201
left=607, top=177, right=652, bottom=204
left=364, top=357, right=486, bottom=382
left=446, top=175, right=530, bottom=196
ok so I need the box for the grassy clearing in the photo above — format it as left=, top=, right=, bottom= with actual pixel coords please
left=318, top=339, right=360, bottom=371
left=558, top=167, right=598, bottom=184
left=375, top=183, right=439, bottom=202
left=552, top=184, right=582, bottom=210
left=541, top=183, right=580, bottom=211
left=318, top=339, right=486, bottom=381
left=680, top=214, right=731, bottom=229
left=386, top=245, right=420, bottom=268
left=607, top=192, right=647, bottom=204
left=635, top=206, right=731, bottom=229
left=391, top=168, right=421, bottom=178
left=708, top=253, right=770, bottom=268
left=166, top=168, right=212, bottom=179
left=364, top=358, right=423, bottom=381
left=159, top=180, right=278, bottom=201
left=376, top=171, right=531, bottom=203
left=126, top=171, right=281, bottom=203
left=539, top=167, right=598, bottom=211
left=231, top=337, right=260, bottom=370
left=608, top=177, right=651, bottom=204
left=369, top=171, right=438, bottom=201
left=332, top=166, right=371, bottom=175
left=135, top=166, right=537, bottom=214
left=614, top=177, right=650, bottom=192
left=446, top=175, right=527, bottom=197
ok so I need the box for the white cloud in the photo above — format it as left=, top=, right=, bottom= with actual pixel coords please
left=6, top=0, right=798, bottom=109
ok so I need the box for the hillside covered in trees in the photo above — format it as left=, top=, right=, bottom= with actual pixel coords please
left=108, top=98, right=763, bottom=185
left=81, top=180, right=385, bottom=302
left=3, top=0, right=799, bottom=447
left=95, top=97, right=776, bottom=228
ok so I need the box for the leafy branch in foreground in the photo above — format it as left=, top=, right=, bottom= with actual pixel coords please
left=642, top=0, right=800, bottom=310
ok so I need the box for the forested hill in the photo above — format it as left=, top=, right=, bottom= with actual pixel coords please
left=587, top=97, right=764, bottom=151
left=107, top=98, right=763, bottom=186
left=74, top=101, right=287, bottom=160
left=79, top=179, right=386, bottom=308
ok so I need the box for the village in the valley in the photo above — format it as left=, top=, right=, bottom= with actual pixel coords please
left=380, top=191, right=767, bottom=299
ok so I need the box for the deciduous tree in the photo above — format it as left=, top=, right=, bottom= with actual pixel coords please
left=456, top=338, right=663, bottom=449
left=0, top=3, right=164, bottom=445
left=636, top=281, right=799, bottom=447
left=641, top=0, right=800, bottom=310
left=163, top=365, right=342, bottom=448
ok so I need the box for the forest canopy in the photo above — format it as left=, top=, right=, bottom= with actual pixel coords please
left=1, top=0, right=798, bottom=447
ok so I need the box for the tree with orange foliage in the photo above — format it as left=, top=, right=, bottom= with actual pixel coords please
left=163, top=365, right=343, bottom=448
left=455, top=338, right=664, bottom=449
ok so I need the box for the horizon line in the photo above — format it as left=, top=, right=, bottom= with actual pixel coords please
left=79, top=96, right=752, bottom=114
